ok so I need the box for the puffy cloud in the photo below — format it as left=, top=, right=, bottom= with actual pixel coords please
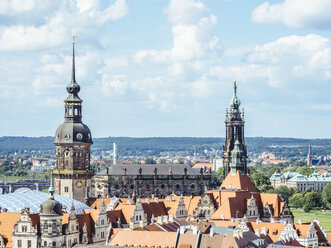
left=252, top=0, right=331, bottom=29
left=101, top=74, right=129, bottom=96
left=0, top=0, right=129, bottom=52
left=134, top=0, right=221, bottom=65
left=244, top=34, right=331, bottom=87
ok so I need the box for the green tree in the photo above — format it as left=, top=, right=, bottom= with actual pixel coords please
left=259, top=184, right=274, bottom=193
left=272, top=186, right=298, bottom=202
left=322, top=182, right=331, bottom=209
left=296, top=167, right=314, bottom=176
left=289, top=193, right=305, bottom=208
left=251, top=172, right=270, bottom=189
left=144, top=157, right=156, bottom=164
left=159, top=158, right=167, bottom=164
left=304, top=191, right=321, bottom=209
left=211, top=168, right=223, bottom=188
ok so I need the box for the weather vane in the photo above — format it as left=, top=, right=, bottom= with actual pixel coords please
left=72, top=35, right=78, bottom=44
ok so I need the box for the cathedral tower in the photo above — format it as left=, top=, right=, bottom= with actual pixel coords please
left=53, top=38, right=94, bottom=203
left=222, top=81, right=247, bottom=178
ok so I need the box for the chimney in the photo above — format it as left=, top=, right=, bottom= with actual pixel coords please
left=169, top=215, right=174, bottom=222
left=210, top=227, right=214, bottom=237
left=298, top=219, right=302, bottom=225
left=157, top=216, right=163, bottom=225
left=154, top=197, right=159, bottom=203
left=255, top=229, right=260, bottom=237
left=193, top=226, right=199, bottom=235
left=146, top=197, right=150, bottom=204
left=261, top=227, right=267, bottom=235
left=163, top=215, right=169, bottom=224
left=168, top=195, right=172, bottom=202
left=180, top=226, right=186, bottom=234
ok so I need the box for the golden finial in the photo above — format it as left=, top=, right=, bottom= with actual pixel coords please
left=72, top=35, right=78, bottom=44
left=234, top=80, right=237, bottom=86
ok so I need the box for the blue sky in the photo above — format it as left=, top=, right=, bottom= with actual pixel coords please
left=1, top=0, right=331, bottom=138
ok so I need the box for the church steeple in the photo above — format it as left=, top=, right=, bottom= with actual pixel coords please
left=53, top=37, right=94, bottom=203
left=222, top=81, right=247, bottom=179
left=64, top=40, right=82, bottom=123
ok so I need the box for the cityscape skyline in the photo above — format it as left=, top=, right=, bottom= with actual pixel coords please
left=1, top=0, right=331, bottom=138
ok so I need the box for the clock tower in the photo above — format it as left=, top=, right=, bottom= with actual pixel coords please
left=53, top=39, right=94, bottom=203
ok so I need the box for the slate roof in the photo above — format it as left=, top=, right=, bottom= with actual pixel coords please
left=101, top=164, right=201, bottom=176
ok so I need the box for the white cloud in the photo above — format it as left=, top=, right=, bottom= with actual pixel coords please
left=101, top=74, right=129, bottom=96
left=134, top=0, right=221, bottom=65
left=252, top=0, right=331, bottom=29
left=0, top=0, right=57, bottom=16
left=0, top=0, right=129, bottom=52
left=245, top=34, right=331, bottom=87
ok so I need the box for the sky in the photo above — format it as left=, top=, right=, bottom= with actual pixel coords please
left=1, top=0, right=331, bottom=138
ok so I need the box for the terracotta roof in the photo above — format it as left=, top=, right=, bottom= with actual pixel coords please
left=114, top=203, right=135, bottom=224
left=158, top=195, right=201, bottom=217
left=192, top=163, right=213, bottom=169
left=220, top=171, right=258, bottom=192
left=260, top=193, right=283, bottom=217
left=108, top=230, right=177, bottom=247
left=177, top=230, right=198, bottom=248
left=0, top=212, right=21, bottom=247
left=210, top=191, right=253, bottom=220
left=142, top=202, right=168, bottom=222
left=89, top=197, right=112, bottom=209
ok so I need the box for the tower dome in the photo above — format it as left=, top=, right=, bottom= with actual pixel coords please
left=40, top=176, right=62, bottom=216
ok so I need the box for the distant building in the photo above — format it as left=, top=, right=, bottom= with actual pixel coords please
left=93, top=164, right=211, bottom=198
left=270, top=171, right=331, bottom=192
left=307, top=145, right=326, bottom=167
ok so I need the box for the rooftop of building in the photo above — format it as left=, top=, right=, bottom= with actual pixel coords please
left=0, top=189, right=92, bottom=214
left=100, top=163, right=203, bottom=176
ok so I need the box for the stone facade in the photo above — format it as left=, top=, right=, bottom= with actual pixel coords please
left=93, top=164, right=211, bottom=198
left=193, top=193, right=215, bottom=218
left=12, top=208, right=38, bottom=248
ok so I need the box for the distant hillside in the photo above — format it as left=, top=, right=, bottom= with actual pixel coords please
left=1, top=136, right=331, bottom=158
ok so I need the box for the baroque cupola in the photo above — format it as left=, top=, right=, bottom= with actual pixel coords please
left=40, top=176, right=62, bottom=216
left=54, top=38, right=92, bottom=145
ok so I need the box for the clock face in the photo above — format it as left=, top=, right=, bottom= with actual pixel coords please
left=76, top=133, right=83, bottom=140
left=76, top=180, right=83, bottom=188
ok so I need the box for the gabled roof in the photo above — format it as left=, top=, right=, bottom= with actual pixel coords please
left=108, top=230, right=177, bottom=247
left=260, top=193, right=283, bottom=217
left=220, top=171, right=258, bottom=192
left=0, top=212, right=21, bottom=247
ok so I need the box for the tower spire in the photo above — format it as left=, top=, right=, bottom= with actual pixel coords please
left=48, top=173, right=55, bottom=199
left=71, top=37, right=76, bottom=84
left=230, top=80, right=241, bottom=108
